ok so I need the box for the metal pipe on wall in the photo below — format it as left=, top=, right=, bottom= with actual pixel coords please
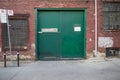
left=94, top=0, right=98, bottom=56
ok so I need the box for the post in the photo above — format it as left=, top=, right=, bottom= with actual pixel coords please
left=17, top=51, right=19, bottom=67
left=6, top=10, right=12, bottom=63
left=4, top=51, right=6, bottom=67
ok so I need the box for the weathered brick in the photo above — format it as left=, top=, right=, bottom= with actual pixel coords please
left=0, top=0, right=119, bottom=59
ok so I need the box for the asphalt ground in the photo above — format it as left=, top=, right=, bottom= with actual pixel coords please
left=0, top=58, right=120, bottom=80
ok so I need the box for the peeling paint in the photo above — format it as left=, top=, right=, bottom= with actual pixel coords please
left=31, top=43, right=35, bottom=50
left=98, top=37, right=113, bottom=48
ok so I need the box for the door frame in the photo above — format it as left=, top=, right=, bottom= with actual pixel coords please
left=35, top=8, right=87, bottom=60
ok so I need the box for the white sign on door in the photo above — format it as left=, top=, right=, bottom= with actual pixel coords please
left=74, top=27, right=81, bottom=32
left=74, top=24, right=81, bottom=32
left=41, top=28, right=58, bottom=32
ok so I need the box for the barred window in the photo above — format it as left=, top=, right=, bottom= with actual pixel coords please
left=2, top=14, right=29, bottom=51
left=103, top=2, right=120, bottom=31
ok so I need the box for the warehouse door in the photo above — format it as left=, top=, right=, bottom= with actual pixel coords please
left=36, top=9, right=86, bottom=60
left=61, top=11, right=85, bottom=58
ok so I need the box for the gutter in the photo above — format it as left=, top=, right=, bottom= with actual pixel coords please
left=94, top=0, right=98, bottom=56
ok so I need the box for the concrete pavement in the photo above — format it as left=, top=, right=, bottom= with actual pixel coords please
left=0, top=58, right=120, bottom=80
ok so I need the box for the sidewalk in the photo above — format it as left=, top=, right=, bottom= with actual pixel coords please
left=0, top=57, right=119, bottom=67
left=0, top=57, right=120, bottom=80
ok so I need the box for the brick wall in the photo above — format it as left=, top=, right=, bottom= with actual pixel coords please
left=97, top=1, right=120, bottom=53
left=0, top=0, right=119, bottom=59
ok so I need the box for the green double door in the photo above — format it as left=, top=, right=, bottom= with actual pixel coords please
left=36, top=9, right=86, bottom=60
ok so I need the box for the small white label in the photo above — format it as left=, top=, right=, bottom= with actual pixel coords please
left=74, top=27, right=81, bottom=32
left=8, top=10, right=14, bottom=16
left=42, top=28, right=58, bottom=32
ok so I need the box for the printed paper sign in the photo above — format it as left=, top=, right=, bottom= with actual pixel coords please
left=0, top=9, right=6, bottom=14
left=8, top=10, right=14, bottom=16
left=74, top=27, right=81, bottom=32
left=0, top=9, right=14, bottom=23
left=0, top=9, right=7, bottom=23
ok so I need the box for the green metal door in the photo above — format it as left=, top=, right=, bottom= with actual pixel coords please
left=36, top=9, right=86, bottom=60
left=37, top=11, right=62, bottom=60
left=61, top=11, right=85, bottom=58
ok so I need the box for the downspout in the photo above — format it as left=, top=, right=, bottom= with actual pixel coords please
left=94, top=0, right=98, bottom=56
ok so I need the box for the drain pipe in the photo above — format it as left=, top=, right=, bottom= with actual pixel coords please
left=94, top=0, right=98, bottom=57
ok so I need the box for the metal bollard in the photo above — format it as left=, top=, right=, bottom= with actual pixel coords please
left=17, top=51, right=19, bottom=67
left=4, top=51, right=6, bottom=67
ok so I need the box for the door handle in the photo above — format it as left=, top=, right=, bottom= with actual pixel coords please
left=38, top=32, right=43, bottom=34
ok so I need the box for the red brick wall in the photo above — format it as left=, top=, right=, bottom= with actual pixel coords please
left=97, top=1, right=120, bottom=53
left=0, top=0, right=119, bottom=59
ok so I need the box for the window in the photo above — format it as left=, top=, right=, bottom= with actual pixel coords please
left=103, top=2, right=120, bottom=31
left=2, top=14, right=29, bottom=51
